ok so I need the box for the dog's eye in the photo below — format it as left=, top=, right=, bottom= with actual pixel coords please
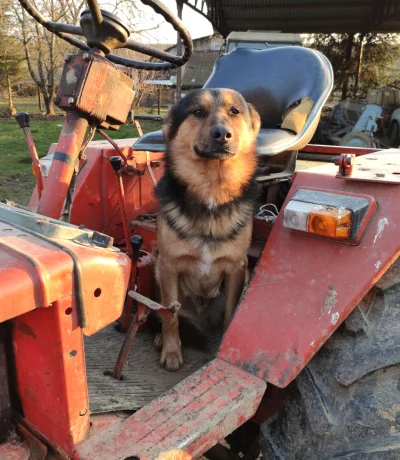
left=193, top=109, right=206, bottom=117
left=229, top=108, right=240, bottom=115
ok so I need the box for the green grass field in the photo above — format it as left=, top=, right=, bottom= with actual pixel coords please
left=0, top=98, right=163, bottom=205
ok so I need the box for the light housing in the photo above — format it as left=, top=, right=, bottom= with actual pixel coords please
left=283, top=189, right=372, bottom=242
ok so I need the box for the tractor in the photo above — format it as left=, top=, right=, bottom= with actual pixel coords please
left=0, top=1, right=399, bottom=459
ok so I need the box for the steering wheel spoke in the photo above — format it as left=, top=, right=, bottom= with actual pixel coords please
left=18, top=0, right=193, bottom=70
left=126, top=39, right=183, bottom=65
left=48, top=22, right=84, bottom=36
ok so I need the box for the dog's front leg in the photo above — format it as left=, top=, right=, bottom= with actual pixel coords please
left=158, top=258, right=183, bottom=371
left=223, top=259, right=247, bottom=330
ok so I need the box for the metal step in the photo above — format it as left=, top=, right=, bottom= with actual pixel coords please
left=75, top=358, right=266, bottom=460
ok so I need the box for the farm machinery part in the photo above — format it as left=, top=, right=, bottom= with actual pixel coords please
left=315, top=86, right=400, bottom=148
left=0, top=2, right=399, bottom=460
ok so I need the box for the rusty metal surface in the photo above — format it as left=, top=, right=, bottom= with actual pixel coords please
left=57, top=54, right=134, bottom=127
left=13, top=297, right=89, bottom=457
left=29, top=139, right=164, bottom=249
left=336, top=149, right=400, bottom=184
left=37, top=113, right=89, bottom=219
left=0, top=221, right=130, bottom=335
left=300, top=144, right=379, bottom=156
left=306, top=149, right=400, bottom=184
left=75, top=358, right=266, bottom=460
left=219, top=157, right=400, bottom=387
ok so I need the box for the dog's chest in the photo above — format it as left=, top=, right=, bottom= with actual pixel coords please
left=197, top=246, right=215, bottom=275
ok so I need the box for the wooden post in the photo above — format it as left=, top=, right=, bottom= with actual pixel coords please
left=175, top=0, right=183, bottom=103
left=158, top=87, right=161, bottom=115
left=341, top=33, right=355, bottom=101
left=354, top=34, right=365, bottom=95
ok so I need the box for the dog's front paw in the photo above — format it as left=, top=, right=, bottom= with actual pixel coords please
left=154, top=333, right=163, bottom=350
left=160, top=342, right=183, bottom=371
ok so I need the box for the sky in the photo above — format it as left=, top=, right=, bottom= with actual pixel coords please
left=135, top=0, right=214, bottom=44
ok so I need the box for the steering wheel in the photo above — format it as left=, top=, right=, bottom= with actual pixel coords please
left=18, top=0, right=193, bottom=70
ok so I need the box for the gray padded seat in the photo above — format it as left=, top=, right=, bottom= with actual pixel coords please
left=133, top=47, right=333, bottom=156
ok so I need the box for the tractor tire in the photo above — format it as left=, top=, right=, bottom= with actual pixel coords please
left=339, top=132, right=377, bottom=148
left=259, top=258, right=400, bottom=460
left=389, top=121, right=400, bottom=148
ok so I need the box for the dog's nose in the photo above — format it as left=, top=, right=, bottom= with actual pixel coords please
left=211, top=126, right=232, bottom=144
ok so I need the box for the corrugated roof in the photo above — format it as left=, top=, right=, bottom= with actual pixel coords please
left=181, top=51, right=220, bottom=88
left=183, top=0, right=400, bottom=37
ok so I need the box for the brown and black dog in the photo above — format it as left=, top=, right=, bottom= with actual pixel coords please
left=155, top=88, right=261, bottom=371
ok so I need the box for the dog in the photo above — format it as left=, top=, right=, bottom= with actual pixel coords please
left=155, top=88, right=261, bottom=371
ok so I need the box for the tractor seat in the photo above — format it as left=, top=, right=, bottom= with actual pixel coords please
left=133, top=47, right=333, bottom=156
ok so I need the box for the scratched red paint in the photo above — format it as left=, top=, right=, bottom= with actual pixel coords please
left=219, top=151, right=400, bottom=387
left=74, top=358, right=266, bottom=459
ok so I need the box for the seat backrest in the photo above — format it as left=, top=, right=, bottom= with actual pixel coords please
left=203, top=47, right=332, bottom=129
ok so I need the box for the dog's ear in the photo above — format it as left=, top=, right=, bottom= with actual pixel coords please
left=248, top=103, right=261, bottom=134
left=163, top=112, right=173, bottom=142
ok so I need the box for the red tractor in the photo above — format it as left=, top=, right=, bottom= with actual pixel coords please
left=1, top=1, right=399, bottom=459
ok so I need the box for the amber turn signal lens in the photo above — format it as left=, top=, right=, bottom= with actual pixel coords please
left=308, top=207, right=351, bottom=238
left=31, top=163, right=36, bottom=176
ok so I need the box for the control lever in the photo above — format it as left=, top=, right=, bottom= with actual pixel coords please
left=111, top=288, right=180, bottom=381
left=15, top=112, right=44, bottom=199
left=119, top=235, right=144, bottom=331
left=109, top=156, right=132, bottom=255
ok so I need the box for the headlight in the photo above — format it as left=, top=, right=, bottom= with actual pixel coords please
left=283, top=189, right=374, bottom=242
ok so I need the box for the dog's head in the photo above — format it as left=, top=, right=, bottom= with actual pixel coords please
left=163, top=88, right=261, bottom=161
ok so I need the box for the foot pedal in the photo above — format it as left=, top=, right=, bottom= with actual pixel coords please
left=76, top=358, right=266, bottom=459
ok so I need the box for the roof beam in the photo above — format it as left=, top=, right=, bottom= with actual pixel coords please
left=222, top=3, right=373, bottom=12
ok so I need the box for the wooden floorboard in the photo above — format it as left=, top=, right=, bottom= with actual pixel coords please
left=85, top=324, right=221, bottom=413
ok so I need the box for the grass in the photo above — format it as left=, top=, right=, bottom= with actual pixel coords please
left=0, top=101, right=163, bottom=205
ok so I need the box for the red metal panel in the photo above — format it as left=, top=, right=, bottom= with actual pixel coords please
left=0, top=222, right=73, bottom=321
left=74, top=358, right=266, bottom=460
left=70, top=141, right=163, bottom=237
left=300, top=144, right=379, bottom=155
left=0, top=223, right=130, bottom=335
left=13, top=297, right=89, bottom=458
left=28, top=139, right=164, bottom=247
left=219, top=152, right=400, bottom=387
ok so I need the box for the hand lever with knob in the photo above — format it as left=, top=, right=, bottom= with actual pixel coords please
left=109, top=156, right=132, bottom=255
left=15, top=112, right=44, bottom=199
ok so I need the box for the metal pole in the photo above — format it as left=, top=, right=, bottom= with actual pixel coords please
left=37, top=113, right=89, bottom=219
left=158, top=87, right=161, bottom=115
left=354, top=34, right=365, bottom=95
left=175, top=0, right=183, bottom=103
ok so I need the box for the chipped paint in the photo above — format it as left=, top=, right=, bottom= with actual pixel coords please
left=321, top=285, right=337, bottom=315
left=65, top=67, right=78, bottom=85
left=375, top=261, right=382, bottom=269
left=373, top=217, right=389, bottom=244
left=331, top=312, right=340, bottom=325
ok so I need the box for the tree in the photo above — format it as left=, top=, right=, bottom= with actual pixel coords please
left=11, top=0, right=85, bottom=115
left=306, top=33, right=400, bottom=100
left=10, top=0, right=163, bottom=116
left=0, top=0, right=24, bottom=115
